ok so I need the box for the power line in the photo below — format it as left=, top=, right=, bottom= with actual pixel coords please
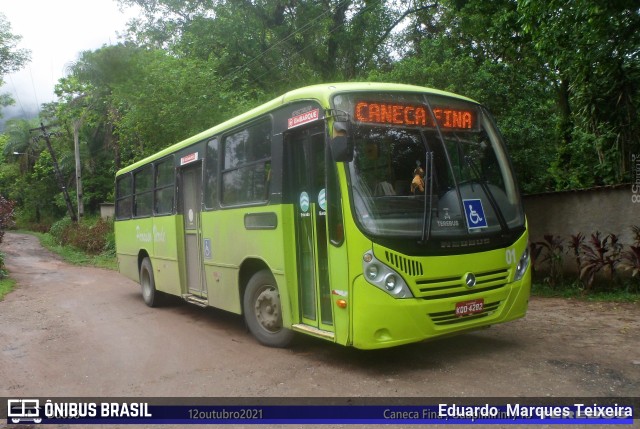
left=219, top=0, right=353, bottom=84
left=7, top=74, right=27, bottom=117
left=248, top=0, right=382, bottom=85
left=28, top=66, right=41, bottom=114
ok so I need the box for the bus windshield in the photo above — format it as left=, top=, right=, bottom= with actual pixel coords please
left=332, top=92, right=525, bottom=241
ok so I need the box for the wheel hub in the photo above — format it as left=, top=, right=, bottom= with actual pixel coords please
left=255, top=287, right=281, bottom=332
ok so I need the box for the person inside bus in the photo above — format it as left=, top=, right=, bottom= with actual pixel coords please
left=411, top=165, right=425, bottom=194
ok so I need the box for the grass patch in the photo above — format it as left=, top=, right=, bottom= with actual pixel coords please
left=25, top=231, right=117, bottom=270
left=532, top=281, right=640, bottom=303
left=0, top=277, right=16, bottom=301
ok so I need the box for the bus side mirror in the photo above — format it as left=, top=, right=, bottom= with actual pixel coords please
left=330, top=119, right=353, bottom=162
left=330, top=135, right=353, bottom=162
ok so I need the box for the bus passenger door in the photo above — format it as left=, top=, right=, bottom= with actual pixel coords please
left=179, top=163, right=207, bottom=299
left=286, top=125, right=334, bottom=334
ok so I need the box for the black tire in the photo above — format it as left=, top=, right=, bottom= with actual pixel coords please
left=140, top=257, right=161, bottom=307
left=243, top=269, right=294, bottom=347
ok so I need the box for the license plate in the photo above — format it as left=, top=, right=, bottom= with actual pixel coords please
left=455, top=298, right=484, bottom=317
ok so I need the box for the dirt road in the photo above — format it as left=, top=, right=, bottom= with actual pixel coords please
left=1, top=232, right=639, bottom=418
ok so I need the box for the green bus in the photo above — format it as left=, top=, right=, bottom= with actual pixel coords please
left=114, top=82, right=531, bottom=349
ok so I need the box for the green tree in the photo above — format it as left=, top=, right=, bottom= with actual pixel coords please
left=117, top=0, right=437, bottom=89
left=0, top=118, right=67, bottom=224
left=2, top=118, right=41, bottom=172
left=519, top=0, right=640, bottom=187
left=0, top=13, right=31, bottom=114
left=109, top=49, right=233, bottom=160
left=370, top=0, right=557, bottom=193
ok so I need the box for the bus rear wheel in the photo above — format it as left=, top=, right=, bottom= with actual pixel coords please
left=140, top=257, right=161, bottom=307
left=243, top=270, right=294, bottom=347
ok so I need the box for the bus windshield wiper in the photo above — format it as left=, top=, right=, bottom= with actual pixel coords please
left=422, top=96, right=468, bottom=237
left=420, top=148, right=434, bottom=242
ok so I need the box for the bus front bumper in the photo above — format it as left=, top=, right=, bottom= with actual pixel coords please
left=350, top=273, right=531, bottom=349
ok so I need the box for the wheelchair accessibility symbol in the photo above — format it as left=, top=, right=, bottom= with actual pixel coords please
left=463, top=199, right=488, bottom=229
left=203, top=238, right=212, bottom=259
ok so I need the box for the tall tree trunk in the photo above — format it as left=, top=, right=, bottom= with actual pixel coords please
left=325, top=0, right=351, bottom=79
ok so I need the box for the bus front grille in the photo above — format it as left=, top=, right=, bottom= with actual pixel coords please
left=384, top=251, right=424, bottom=277
left=414, top=268, right=509, bottom=300
left=428, top=300, right=501, bottom=325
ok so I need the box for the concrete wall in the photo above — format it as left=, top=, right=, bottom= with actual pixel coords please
left=523, top=184, right=637, bottom=272
left=100, top=203, right=115, bottom=220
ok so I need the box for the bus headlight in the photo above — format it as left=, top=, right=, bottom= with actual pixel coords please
left=366, top=264, right=379, bottom=281
left=384, top=274, right=397, bottom=291
left=362, top=251, right=413, bottom=298
left=514, top=248, right=530, bottom=281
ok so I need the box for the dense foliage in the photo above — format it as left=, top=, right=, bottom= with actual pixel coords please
left=531, top=226, right=640, bottom=294
left=0, top=194, right=16, bottom=244
left=0, top=13, right=31, bottom=114
left=49, top=216, right=115, bottom=255
left=0, top=0, right=638, bottom=225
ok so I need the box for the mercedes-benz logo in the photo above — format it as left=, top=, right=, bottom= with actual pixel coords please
left=465, top=273, right=477, bottom=288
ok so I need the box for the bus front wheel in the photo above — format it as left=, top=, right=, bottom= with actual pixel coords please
left=243, top=270, right=294, bottom=347
left=140, top=257, right=160, bottom=307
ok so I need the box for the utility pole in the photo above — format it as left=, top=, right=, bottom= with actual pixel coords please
left=69, top=94, right=88, bottom=221
left=73, top=119, right=84, bottom=220
left=31, top=123, right=78, bottom=223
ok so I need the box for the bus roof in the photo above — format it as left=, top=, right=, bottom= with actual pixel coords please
left=116, top=82, right=477, bottom=175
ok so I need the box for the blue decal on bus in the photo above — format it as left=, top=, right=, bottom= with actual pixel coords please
left=463, top=199, right=487, bottom=229
left=300, top=192, right=310, bottom=213
left=203, top=238, right=212, bottom=259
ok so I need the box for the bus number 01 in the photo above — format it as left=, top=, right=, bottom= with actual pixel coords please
left=505, top=248, right=516, bottom=265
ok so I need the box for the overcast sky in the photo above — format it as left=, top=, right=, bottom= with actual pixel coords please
left=1, top=0, right=138, bottom=119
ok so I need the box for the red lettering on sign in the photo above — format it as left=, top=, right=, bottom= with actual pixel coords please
left=288, top=108, right=320, bottom=129
left=180, top=153, right=198, bottom=165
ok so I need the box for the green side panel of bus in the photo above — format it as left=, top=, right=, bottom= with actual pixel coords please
left=115, top=218, right=154, bottom=282
left=115, top=216, right=182, bottom=296
left=150, top=215, right=182, bottom=296
left=326, top=229, right=350, bottom=345
left=200, top=206, right=291, bottom=320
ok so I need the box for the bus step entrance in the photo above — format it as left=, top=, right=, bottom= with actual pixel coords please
left=184, top=294, right=209, bottom=308
left=292, top=324, right=335, bottom=340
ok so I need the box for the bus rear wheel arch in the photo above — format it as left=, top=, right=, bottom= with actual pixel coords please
left=243, top=269, right=294, bottom=347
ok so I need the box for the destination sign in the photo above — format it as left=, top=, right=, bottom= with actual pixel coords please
left=354, top=101, right=475, bottom=129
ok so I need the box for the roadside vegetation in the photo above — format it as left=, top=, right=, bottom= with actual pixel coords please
left=531, top=226, right=640, bottom=302
left=0, top=277, right=16, bottom=301
left=35, top=216, right=117, bottom=270
left=532, top=282, right=639, bottom=303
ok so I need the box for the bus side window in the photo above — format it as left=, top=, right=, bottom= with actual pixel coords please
left=133, top=166, right=153, bottom=217
left=116, top=174, right=133, bottom=219
left=221, top=120, right=272, bottom=206
left=204, top=138, right=219, bottom=209
left=154, top=157, right=175, bottom=215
